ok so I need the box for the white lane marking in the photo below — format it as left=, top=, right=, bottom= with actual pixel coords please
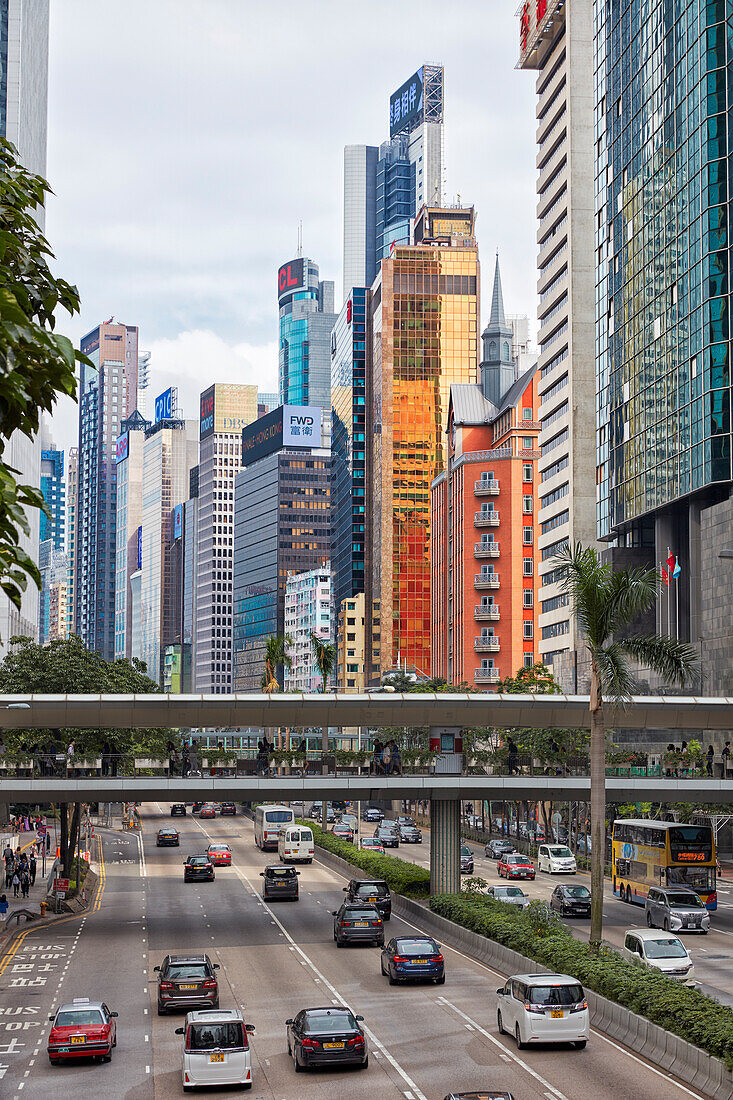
left=190, top=814, right=428, bottom=1100
left=437, top=997, right=569, bottom=1100
left=314, top=855, right=710, bottom=1098
left=135, top=830, right=146, bottom=878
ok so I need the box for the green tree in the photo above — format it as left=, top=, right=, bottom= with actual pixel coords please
left=260, top=635, right=292, bottom=694
left=0, top=634, right=161, bottom=875
left=0, top=140, right=88, bottom=610
left=556, top=542, right=698, bottom=950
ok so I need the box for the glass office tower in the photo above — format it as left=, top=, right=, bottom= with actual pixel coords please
left=278, top=256, right=337, bottom=415
left=595, top=0, right=733, bottom=686
left=331, top=288, right=368, bottom=617
left=368, top=206, right=480, bottom=680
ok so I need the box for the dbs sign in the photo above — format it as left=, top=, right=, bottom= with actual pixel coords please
left=277, top=258, right=304, bottom=299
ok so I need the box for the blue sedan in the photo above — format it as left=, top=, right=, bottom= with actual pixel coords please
left=380, top=936, right=445, bottom=985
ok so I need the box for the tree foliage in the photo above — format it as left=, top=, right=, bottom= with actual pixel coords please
left=310, top=631, right=336, bottom=692
left=261, top=634, right=292, bottom=694
left=0, top=139, right=89, bottom=610
left=0, top=634, right=165, bottom=755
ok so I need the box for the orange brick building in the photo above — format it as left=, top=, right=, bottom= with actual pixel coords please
left=431, top=336, right=540, bottom=687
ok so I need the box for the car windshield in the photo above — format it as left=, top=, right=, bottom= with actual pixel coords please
left=549, top=847, right=573, bottom=857
left=186, top=1022, right=244, bottom=1050
left=269, top=867, right=295, bottom=877
left=504, top=888, right=524, bottom=897
left=265, top=811, right=293, bottom=823
left=305, top=1010, right=357, bottom=1034
left=345, top=907, right=379, bottom=918
left=293, top=829, right=312, bottom=841
left=355, top=883, right=387, bottom=896
left=528, top=984, right=584, bottom=1006
left=189, top=857, right=208, bottom=865
left=209, top=845, right=229, bottom=852
left=168, top=964, right=208, bottom=981
left=505, top=855, right=526, bottom=864
left=394, top=939, right=438, bottom=955
left=362, top=839, right=381, bottom=846
left=666, top=892, right=704, bottom=908
left=565, top=886, right=590, bottom=898
left=461, top=846, right=472, bottom=856
left=644, top=938, right=688, bottom=959
left=55, top=1009, right=104, bottom=1027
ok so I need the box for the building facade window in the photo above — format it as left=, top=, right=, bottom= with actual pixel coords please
left=522, top=557, right=533, bottom=576
left=522, top=495, right=533, bottom=513
left=523, top=621, right=534, bottom=639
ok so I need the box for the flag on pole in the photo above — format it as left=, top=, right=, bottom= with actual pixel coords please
left=673, top=557, right=681, bottom=579
left=666, top=550, right=675, bottom=570
left=661, top=565, right=670, bottom=585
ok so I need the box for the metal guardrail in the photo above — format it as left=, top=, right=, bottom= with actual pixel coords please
left=3, top=908, right=36, bottom=929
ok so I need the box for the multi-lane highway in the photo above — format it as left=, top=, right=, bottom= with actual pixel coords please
left=368, top=811, right=733, bottom=1007
left=0, top=803, right=718, bottom=1099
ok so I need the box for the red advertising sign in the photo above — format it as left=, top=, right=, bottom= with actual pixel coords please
left=520, top=1, right=531, bottom=50
left=277, top=258, right=304, bottom=298
left=54, top=878, right=70, bottom=892
left=536, top=0, right=547, bottom=21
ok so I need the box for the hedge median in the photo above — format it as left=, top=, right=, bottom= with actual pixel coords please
left=303, top=820, right=430, bottom=897
left=430, top=891, right=733, bottom=1068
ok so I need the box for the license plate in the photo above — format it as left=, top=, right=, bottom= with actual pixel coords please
left=323, top=1042, right=344, bottom=1049
left=550, top=1009, right=564, bottom=1019
left=413, top=958, right=429, bottom=964
left=368, top=897, right=377, bottom=902
left=355, top=921, right=368, bottom=926
left=179, top=984, right=197, bottom=990
left=209, top=1052, right=225, bottom=1063
left=71, top=1036, right=86, bottom=1044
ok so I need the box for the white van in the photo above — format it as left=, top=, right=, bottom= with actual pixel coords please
left=278, top=825, right=315, bottom=864
left=538, top=845, right=577, bottom=874
left=496, top=972, right=589, bottom=1050
left=621, top=929, right=695, bottom=985
left=175, top=1009, right=255, bottom=1090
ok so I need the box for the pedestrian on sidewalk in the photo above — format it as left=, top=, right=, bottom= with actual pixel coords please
left=11, top=870, right=20, bottom=898
left=20, top=867, right=29, bottom=899
left=706, top=745, right=714, bottom=777
left=29, top=854, right=36, bottom=886
left=0, top=893, right=7, bottom=916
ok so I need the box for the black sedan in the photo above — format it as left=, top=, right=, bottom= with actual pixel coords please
left=550, top=883, right=591, bottom=917
left=183, top=855, right=214, bottom=882
left=399, top=824, right=422, bottom=843
left=156, top=828, right=180, bottom=847
left=261, top=865, right=299, bottom=900
left=287, top=1007, right=368, bottom=1072
left=332, top=902, right=384, bottom=947
left=220, top=802, right=237, bottom=816
left=381, top=936, right=445, bottom=984
left=343, top=879, right=392, bottom=920
left=460, top=845, right=474, bottom=874
left=170, top=804, right=186, bottom=816
left=362, top=807, right=383, bottom=822
left=485, top=839, right=516, bottom=860
left=374, top=825, right=399, bottom=848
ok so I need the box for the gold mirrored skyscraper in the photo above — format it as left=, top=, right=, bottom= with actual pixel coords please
left=367, top=206, right=480, bottom=680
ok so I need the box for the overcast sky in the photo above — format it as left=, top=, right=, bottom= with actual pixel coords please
left=46, top=0, right=537, bottom=451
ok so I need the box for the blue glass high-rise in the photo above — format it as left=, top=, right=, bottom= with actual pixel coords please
left=278, top=256, right=337, bottom=415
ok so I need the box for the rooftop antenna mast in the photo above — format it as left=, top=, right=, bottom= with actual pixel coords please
left=297, top=221, right=303, bottom=258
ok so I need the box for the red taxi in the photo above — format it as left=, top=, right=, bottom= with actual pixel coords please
left=199, top=804, right=216, bottom=819
left=48, top=998, right=117, bottom=1063
left=498, top=853, right=536, bottom=880
left=206, top=843, right=232, bottom=866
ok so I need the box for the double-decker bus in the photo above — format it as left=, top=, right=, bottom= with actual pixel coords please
left=612, top=819, right=717, bottom=910
left=254, top=804, right=295, bottom=851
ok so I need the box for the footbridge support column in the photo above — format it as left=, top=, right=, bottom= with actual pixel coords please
left=429, top=797, right=461, bottom=895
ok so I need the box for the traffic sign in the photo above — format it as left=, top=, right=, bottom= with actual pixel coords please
left=53, top=877, right=69, bottom=893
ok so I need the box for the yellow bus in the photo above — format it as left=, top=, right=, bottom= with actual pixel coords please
left=612, top=819, right=717, bottom=910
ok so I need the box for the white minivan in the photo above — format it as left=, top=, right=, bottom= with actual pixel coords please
left=538, top=845, right=577, bottom=874
left=278, top=825, right=315, bottom=864
left=621, top=928, right=695, bottom=985
left=175, top=1009, right=255, bottom=1090
left=496, top=972, right=589, bottom=1049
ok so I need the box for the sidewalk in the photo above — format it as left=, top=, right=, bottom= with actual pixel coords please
left=3, top=834, right=56, bottom=920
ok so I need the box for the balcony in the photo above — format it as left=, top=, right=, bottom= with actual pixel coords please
left=474, top=541, right=499, bottom=558
left=474, top=668, right=500, bottom=683
left=474, top=479, right=499, bottom=495
left=474, top=573, right=500, bottom=590
left=474, top=637, right=500, bottom=652
left=474, top=510, right=499, bottom=527
left=474, top=605, right=500, bottom=621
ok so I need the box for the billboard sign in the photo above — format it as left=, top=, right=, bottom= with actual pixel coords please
left=173, top=503, right=183, bottom=540
left=200, top=386, right=215, bottom=439
left=154, top=386, right=173, bottom=423
left=389, top=67, right=423, bottom=137
left=283, top=405, right=321, bottom=446
left=115, top=433, right=129, bottom=464
left=137, top=525, right=143, bottom=569
left=277, top=257, right=305, bottom=300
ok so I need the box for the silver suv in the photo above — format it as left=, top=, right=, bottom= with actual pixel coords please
left=644, top=887, right=710, bottom=933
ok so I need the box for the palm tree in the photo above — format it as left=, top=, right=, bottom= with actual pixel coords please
left=261, top=635, right=292, bottom=695
left=311, top=631, right=336, bottom=830
left=556, top=542, right=698, bottom=951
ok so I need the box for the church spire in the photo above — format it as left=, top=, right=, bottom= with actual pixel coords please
left=489, top=251, right=507, bottom=328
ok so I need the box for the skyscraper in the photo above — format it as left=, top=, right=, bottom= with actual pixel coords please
left=195, top=383, right=258, bottom=693
left=283, top=565, right=333, bottom=693
left=518, top=0, right=596, bottom=688
left=233, top=406, right=331, bottom=691
left=65, top=447, right=78, bottom=636
left=367, top=205, right=480, bottom=680
left=76, top=321, right=139, bottom=660
left=594, top=0, right=733, bottom=691
left=331, top=287, right=368, bottom=620
left=278, top=257, right=336, bottom=415
left=0, top=0, right=50, bottom=652
left=114, top=411, right=149, bottom=661
left=39, top=423, right=64, bottom=550
left=343, top=65, right=444, bottom=297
